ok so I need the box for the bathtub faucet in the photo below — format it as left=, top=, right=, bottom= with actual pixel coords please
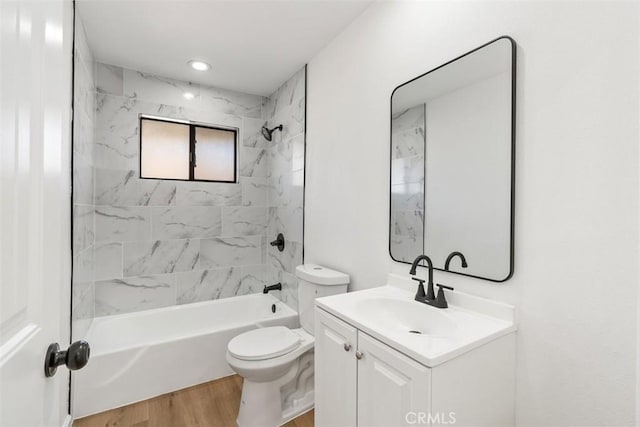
left=263, top=283, right=282, bottom=294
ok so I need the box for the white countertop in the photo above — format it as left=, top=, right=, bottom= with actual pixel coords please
left=315, top=275, right=517, bottom=367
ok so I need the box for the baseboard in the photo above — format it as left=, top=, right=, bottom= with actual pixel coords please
left=62, top=414, right=73, bottom=427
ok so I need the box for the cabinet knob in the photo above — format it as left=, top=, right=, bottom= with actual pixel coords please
left=355, top=351, right=363, bottom=360
left=343, top=343, right=352, bottom=352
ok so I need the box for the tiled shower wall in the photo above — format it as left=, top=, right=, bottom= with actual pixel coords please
left=264, top=68, right=306, bottom=311
left=71, top=18, right=96, bottom=340
left=390, top=104, right=425, bottom=263
left=71, top=61, right=306, bottom=318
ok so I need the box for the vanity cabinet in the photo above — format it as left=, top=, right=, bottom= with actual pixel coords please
left=315, top=305, right=516, bottom=427
left=315, top=308, right=430, bottom=427
left=315, top=306, right=358, bottom=427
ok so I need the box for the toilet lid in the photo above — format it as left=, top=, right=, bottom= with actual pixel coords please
left=228, top=326, right=301, bottom=361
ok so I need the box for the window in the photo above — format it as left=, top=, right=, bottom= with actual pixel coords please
left=140, top=116, right=238, bottom=183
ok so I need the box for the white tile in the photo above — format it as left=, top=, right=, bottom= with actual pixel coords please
left=222, top=206, right=267, bottom=237
left=239, top=147, right=268, bottom=178
left=73, top=247, right=94, bottom=283
left=242, top=118, right=269, bottom=148
left=73, top=108, right=94, bottom=167
left=94, top=128, right=139, bottom=171
left=291, top=134, right=305, bottom=172
left=73, top=163, right=94, bottom=205
left=123, top=68, right=201, bottom=108
left=95, top=274, right=176, bottom=316
left=151, top=206, right=222, bottom=239
left=176, top=267, right=242, bottom=304
left=268, top=136, right=293, bottom=178
left=175, top=181, right=242, bottom=206
left=241, top=177, right=268, bottom=206
left=271, top=103, right=304, bottom=143
left=95, top=168, right=177, bottom=206
left=392, top=126, right=425, bottom=159
left=73, top=205, right=94, bottom=253
left=238, top=265, right=267, bottom=295
left=123, top=239, right=200, bottom=277
left=391, top=156, right=424, bottom=185
left=391, top=210, right=424, bottom=239
left=391, top=183, right=424, bottom=211
left=200, top=236, right=262, bottom=268
left=96, top=63, right=124, bottom=96
left=73, top=55, right=95, bottom=120
left=72, top=280, right=94, bottom=320
left=391, top=104, right=424, bottom=132
left=199, top=85, right=263, bottom=119
left=268, top=173, right=303, bottom=209
left=268, top=205, right=303, bottom=244
left=95, top=206, right=151, bottom=242
left=268, top=240, right=302, bottom=276
left=390, top=234, right=423, bottom=263
left=94, top=242, right=123, bottom=281
left=279, top=271, right=299, bottom=312
left=267, top=67, right=305, bottom=119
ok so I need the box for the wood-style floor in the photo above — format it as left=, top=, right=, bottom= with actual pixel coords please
left=74, top=375, right=314, bottom=427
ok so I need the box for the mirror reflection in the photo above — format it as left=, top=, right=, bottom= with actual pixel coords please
left=390, top=37, right=515, bottom=282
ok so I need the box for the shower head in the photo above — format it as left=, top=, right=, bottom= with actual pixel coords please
left=261, top=124, right=283, bottom=141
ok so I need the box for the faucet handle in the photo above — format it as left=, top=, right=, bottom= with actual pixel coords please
left=412, top=277, right=426, bottom=300
left=434, top=284, right=454, bottom=308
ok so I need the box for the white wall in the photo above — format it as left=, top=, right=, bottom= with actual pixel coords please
left=306, top=2, right=638, bottom=425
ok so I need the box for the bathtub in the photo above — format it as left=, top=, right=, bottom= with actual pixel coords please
left=72, top=294, right=298, bottom=418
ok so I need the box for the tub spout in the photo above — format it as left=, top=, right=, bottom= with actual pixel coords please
left=263, top=283, right=282, bottom=294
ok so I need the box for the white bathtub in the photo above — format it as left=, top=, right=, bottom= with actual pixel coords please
left=73, top=294, right=298, bottom=418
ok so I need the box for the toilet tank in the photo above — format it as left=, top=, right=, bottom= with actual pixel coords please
left=296, top=264, right=350, bottom=335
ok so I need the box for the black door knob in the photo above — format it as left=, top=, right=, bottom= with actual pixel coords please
left=44, top=340, right=90, bottom=377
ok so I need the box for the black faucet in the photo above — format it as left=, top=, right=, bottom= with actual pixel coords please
left=409, top=255, right=435, bottom=302
left=444, top=251, right=468, bottom=271
left=263, top=283, right=282, bottom=294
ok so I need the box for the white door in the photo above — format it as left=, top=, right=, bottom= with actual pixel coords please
left=0, top=0, right=74, bottom=426
left=357, top=332, right=431, bottom=427
left=314, top=308, right=358, bottom=427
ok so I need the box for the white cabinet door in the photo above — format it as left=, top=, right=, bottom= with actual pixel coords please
left=315, top=308, right=358, bottom=427
left=0, top=1, right=73, bottom=426
left=357, top=332, right=430, bottom=427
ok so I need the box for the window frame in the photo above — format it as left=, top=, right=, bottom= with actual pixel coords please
left=139, top=115, right=239, bottom=184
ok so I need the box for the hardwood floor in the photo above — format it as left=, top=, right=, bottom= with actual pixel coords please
left=74, top=375, right=314, bottom=427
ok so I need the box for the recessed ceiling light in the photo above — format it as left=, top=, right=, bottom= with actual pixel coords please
left=183, top=92, right=195, bottom=100
left=188, top=60, right=211, bottom=71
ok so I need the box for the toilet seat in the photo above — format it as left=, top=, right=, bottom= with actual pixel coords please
left=228, top=326, right=301, bottom=361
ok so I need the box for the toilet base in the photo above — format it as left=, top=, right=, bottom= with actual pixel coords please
left=237, top=379, right=284, bottom=427
left=236, top=351, right=315, bottom=427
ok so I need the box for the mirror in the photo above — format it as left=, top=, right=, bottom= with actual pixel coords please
left=389, top=36, right=515, bottom=282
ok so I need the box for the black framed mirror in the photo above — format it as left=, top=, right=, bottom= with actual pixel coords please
left=389, top=36, right=516, bottom=282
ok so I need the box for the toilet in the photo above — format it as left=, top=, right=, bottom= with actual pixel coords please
left=226, top=264, right=349, bottom=427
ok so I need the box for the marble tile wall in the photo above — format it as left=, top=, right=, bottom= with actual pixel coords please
left=88, top=63, right=306, bottom=316
left=263, top=67, right=306, bottom=310
left=72, top=18, right=96, bottom=340
left=390, top=104, right=425, bottom=263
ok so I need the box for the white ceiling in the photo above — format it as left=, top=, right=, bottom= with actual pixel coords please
left=77, top=0, right=371, bottom=96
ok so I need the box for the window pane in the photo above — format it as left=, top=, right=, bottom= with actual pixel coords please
left=140, top=119, right=190, bottom=180
left=194, top=127, right=236, bottom=182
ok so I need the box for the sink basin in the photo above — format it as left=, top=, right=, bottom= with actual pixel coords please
left=315, top=282, right=516, bottom=367
left=354, top=297, right=457, bottom=337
